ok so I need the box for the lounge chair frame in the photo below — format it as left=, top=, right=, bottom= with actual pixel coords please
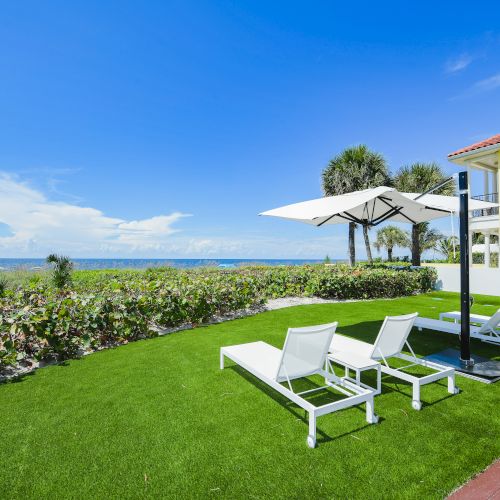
left=375, top=341, right=457, bottom=410
left=414, top=312, right=500, bottom=346
left=220, top=323, right=377, bottom=448
left=330, top=314, right=459, bottom=411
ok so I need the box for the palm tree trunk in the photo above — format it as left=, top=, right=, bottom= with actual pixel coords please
left=348, top=222, right=356, bottom=266
left=388, top=247, right=393, bottom=262
left=362, top=225, right=372, bottom=264
left=411, top=224, right=420, bottom=266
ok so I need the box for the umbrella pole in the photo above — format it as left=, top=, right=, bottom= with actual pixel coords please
left=422, top=171, right=500, bottom=381
left=458, top=171, right=473, bottom=367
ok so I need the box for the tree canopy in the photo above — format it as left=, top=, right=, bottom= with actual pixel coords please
left=374, top=225, right=407, bottom=261
left=392, top=162, right=452, bottom=265
left=322, top=145, right=390, bottom=265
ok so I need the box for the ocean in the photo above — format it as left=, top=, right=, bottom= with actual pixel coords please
left=0, top=258, right=344, bottom=271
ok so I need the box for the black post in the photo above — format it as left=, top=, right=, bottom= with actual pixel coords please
left=458, top=171, right=473, bottom=367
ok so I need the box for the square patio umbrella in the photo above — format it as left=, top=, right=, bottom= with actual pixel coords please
left=260, top=174, right=500, bottom=380
left=260, top=185, right=495, bottom=227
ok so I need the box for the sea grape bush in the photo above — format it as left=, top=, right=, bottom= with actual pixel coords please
left=0, top=265, right=436, bottom=370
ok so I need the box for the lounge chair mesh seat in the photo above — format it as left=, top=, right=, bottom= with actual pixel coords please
left=221, top=322, right=377, bottom=448
left=329, top=313, right=459, bottom=410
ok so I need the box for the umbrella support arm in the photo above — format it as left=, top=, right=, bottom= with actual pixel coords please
left=316, top=212, right=365, bottom=226
left=372, top=197, right=417, bottom=226
left=415, top=175, right=457, bottom=200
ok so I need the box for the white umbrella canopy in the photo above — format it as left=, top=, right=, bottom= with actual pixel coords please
left=401, top=192, right=498, bottom=215
left=260, top=186, right=497, bottom=227
left=261, top=179, right=500, bottom=376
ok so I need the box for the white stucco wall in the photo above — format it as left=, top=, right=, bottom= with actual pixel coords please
left=431, top=265, right=500, bottom=296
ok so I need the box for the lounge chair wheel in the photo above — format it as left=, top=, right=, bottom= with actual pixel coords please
left=412, top=400, right=422, bottom=411
left=306, top=435, right=316, bottom=449
left=371, top=414, right=379, bottom=424
left=453, top=387, right=460, bottom=395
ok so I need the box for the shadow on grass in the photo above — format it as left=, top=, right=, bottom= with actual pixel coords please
left=228, top=365, right=380, bottom=446
left=0, top=359, right=71, bottom=385
left=331, top=361, right=456, bottom=410
left=339, top=320, right=499, bottom=360
left=316, top=318, right=468, bottom=409
left=0, top=369, right=35, bottom=385
left=380, top=374, right=458, bottom=409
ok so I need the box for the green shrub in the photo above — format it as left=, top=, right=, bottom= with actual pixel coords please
left=0, top=277, right=8, bottom=297
left=0, top=265, right=436, bottom=370
left=472, top=252, right=499, bottom=267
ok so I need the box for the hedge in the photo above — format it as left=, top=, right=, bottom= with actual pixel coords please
left=472, top=252, right=499, bottom=267
left=0, top=265, right=436, bottom=370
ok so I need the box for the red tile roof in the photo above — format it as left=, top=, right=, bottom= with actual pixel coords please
left=448, top=134, right=500, bottom=157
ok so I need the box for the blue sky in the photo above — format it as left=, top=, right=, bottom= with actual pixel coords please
left=1, top=1, right=499, bottom=259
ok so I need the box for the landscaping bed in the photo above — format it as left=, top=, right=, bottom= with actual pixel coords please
left=0, top=265, right=436, bottom=373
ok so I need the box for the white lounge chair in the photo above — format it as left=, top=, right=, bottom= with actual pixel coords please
left=414, top=309, right=500, bottom=345
left=220, top=322, right=377, bottom=448
left=329, top=313, right=459, bottom=411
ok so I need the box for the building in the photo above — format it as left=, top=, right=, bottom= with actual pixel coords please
left=448, top=134, right=500, bottom=268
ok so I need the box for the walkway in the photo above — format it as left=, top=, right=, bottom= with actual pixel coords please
left=449, top=460, right=500, bottom=499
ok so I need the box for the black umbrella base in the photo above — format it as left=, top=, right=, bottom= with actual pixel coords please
left=424, top=348, right=500, bottom=384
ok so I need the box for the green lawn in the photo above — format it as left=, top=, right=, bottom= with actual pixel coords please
left=1, top=291, right=499, bottom=499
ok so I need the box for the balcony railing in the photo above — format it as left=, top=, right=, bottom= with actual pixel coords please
left=471, top=193, right=499, bottom=217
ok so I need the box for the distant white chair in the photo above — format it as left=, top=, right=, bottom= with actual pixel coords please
left=329, top=313, right=459, bottom=410
left=415, top=308, right=500, bottom=345
left=220, top=322, right=377, bottom=448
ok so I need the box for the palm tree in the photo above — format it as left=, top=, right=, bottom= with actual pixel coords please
left=46, top=254, right=74, bottom=289
left=437, top=236, right=459, bottom=262
left=322, top=145, right=390, bottom=266
left=373, top=225, right=407, bottom=261
left=417, top=222, right=443, bottom=255
left=393, top=162, right=454, bottom=266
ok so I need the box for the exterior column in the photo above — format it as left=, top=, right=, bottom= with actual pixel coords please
left=483, top=170, right=490, bottom=197
left=497, top=152, right=500, bottom=267
left=484, top=232, right=491, bottom=268
left=497, top=231, right=500, bottom=268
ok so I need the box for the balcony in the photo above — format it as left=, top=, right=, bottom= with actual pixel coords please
left=471, top=193, right=499, bottom=218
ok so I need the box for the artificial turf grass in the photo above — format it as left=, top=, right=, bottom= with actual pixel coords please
left=0, top=291, right=499, bottom=499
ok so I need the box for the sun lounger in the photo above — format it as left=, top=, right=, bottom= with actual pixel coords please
left=414, top=309, right=500, bottom=345
left=220, top=322, right=377, bottom=448
left=439, top=310, right=492, bottom=324
left=329, top=313, right=458, bottom=410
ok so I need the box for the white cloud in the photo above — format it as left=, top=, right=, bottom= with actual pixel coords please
left=445, top=53, right=473, bottom=74
left=473, top=73, right=500, bottom=92
left=0, top=172, right=376, bottom=260
left=449, top=71, right=500, bottom=101
left=117, top=215, right=189, bottom=245
left=158, top=233, right=363, bottom=260
left=0, top=173, right=189, bottom=256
